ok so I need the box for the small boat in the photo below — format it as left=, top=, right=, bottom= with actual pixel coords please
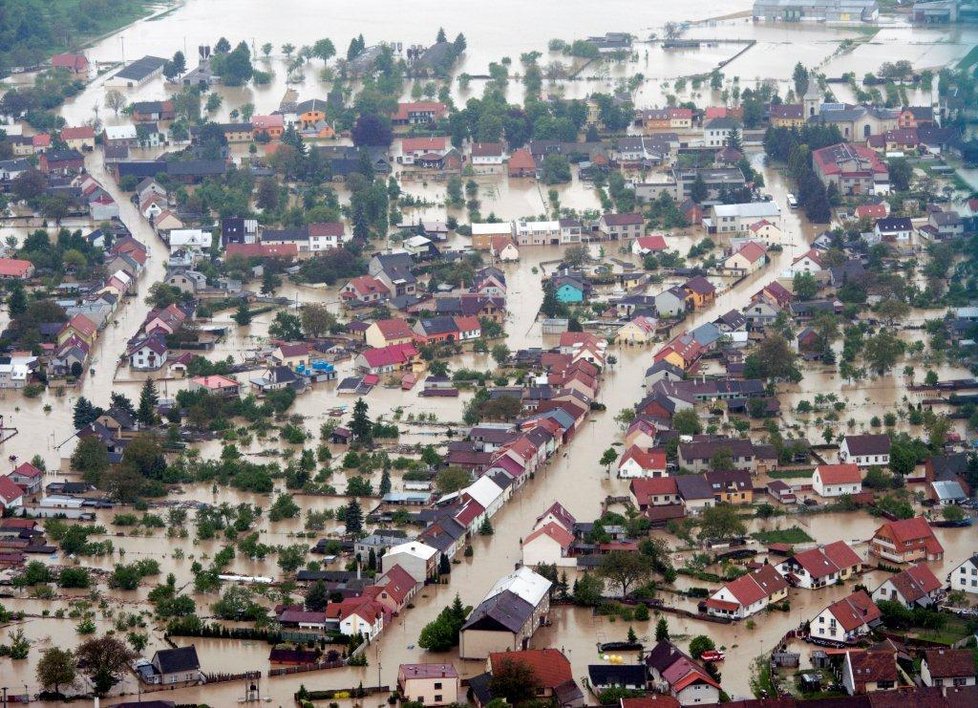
left=700, top=650, right=725, bottom=662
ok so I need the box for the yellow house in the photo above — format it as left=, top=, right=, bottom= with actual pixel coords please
left=365, top=318, right=416, bottom=349
left=57, top=314, right=98, bottom=348
left=769, top=104, right=806, bottom=128
left=723, top=241, right=766, bottom=276
left=615, top=316, right=657, bottom=344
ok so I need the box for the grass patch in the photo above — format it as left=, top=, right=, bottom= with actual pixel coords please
left=767, top=468, right=814, bottom=479
left=751, top=527, right=814, bottom=544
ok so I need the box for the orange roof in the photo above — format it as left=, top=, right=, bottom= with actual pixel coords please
left=61, top=126, right=95, bottom=140
left=523, top=521, right=574, bottom=550
left=402, top=136, right=448, bottom=153
left=191, top=374, right=239, bottom=390
left=620, top=445, right=667, bottom=472
left=816, top=463, right=861, bottom=485
left=488, top=649, right=572, bottom=689
left=824, top=590, right=880, bottom=632
left=0, top=258, right=34, bottom=278
left=508, top=148, right=536, bottom=170
left=735, top=240, right=766, bottom=264
left=67, top=314, right=97, bottom=338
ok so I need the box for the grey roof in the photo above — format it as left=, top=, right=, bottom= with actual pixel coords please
left=675, top=475, right=715, bottom=501
left=462, top=589, right=534, bottom=633
left=115, top=56, right=167, bottom=81
left=931, top=480, right=966, bottom=502
left=587, top=663, right=648, bottom=687
left=843, top=434, right=890, bottom=456
left=153, top=645, right=200, bottom=674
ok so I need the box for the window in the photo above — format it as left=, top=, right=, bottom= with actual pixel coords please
left=434, top=683, right=442, bottom=690
left=434, top=696, right=443, bottom=702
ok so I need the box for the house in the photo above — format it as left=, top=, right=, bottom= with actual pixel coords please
left=875, top=217, right=913, bottom=242
left=704, top=117, right=740, bottom=147
left=276, top=608, right=330, bottom=634
left=0, top=258, right=35, bottom=280
left=724, top=241, right=767, bottom=275
left=683, top=276, right=716, bottom=309
left=131, top=100, right=175, bottom=122
left=52, top=53, right=89, bottom=74
left=872, top=563, right=943, bottom=608
left=391, top=101, right=448, bottom=126
left=8, top=463, right=44, bottom=495
left=705, top=469, right=754, bottom=504
left=0, top=477, right=25, bottom=510
left=365, top=318, right=416, bottom=348
left=149, top=646, right=202, bottom=685
left=369, top=253, right=417, bottom=297
left=325, top=597, right=385, bottom=639
left=843, top=648, right=898, bottom=695
left=508, top=148, right=536, bottom=178
left=189, top=375, right=240, bottom=398
left=400, top=136, right=450, bottom=165
left=616, top=316, right=657, bottom=345
left=252, top=114, right=285, bottom=139
left=810, top=590, right=881, bottom=644
left=487, top=649, right=583, bottom=707
left=381, top=542, right=438, bottom=583
left=617, top=446, right=667, bottom=479
left=341, top=276, right=390, bottom=305
left=553, top=274, right=587, bottom=303
left=355, top=343, right=420, bottom=375
left=397, top=664, right=460, bottom=706
left=678, top=437, right=756, bottom=474
left=812, top=143, right=890, bottom=196
left=630, top=477, right=680, bottom=511
left=490, top=236, right=519, bottom=262
left=639, top=108, right=694, bottom=132
left=599, top=213, right=644, bottom=240
left=788, top=249, right=824, bottom=277
left=920, top=649, right=976, bottom=688
left=249, top=365, right=305, bottom=394
left=948, top=554, right=978, bottom=595
left=58, top=314, right=98, bottom=348
left=705, top=564, right=789, bottom=619
left=654, top=288, right=687, bottom=318
left=632, top=235, right=668, bottom=255
left=775, top=541, right=862, bottom=589
left=471, top=142, right=506, bottom=166
left=460, top=567, right=551, bottom=659
left=588, top=664, right=648, bottom=691
left=60, top=126, right=96, bottom=151
left=770, top=103, right=806, bottom=128
left=128, top=334, right=168, bottom=371
left=812, top=463, right=862, bottom=497
left=839, top=434, right=891, bottom=468
left=39, top=149, right=84, bottom=174
left=926, top=210, right=964, bottom=240
left=645, top=641, right=721, bottom=706
left=295, top=99, right=329, bottom=129
left=870, top=517, right=944, bottom=564
left=522, top=522, right=575, bottom=567
left=107, top=55, right=166, bottom=88
left=709, top=202, right=782, bottom=234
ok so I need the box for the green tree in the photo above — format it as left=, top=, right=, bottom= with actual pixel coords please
left=436, top=466, right=471, bottom=494
left=233, top=301, right=252, bottom=326
left=792, top=271, right=818, bottom=300
left=491, top=343, right=510, bottom=366
left=71, top=436, right=110, bottom=484
left=888, top=157, right=913, bottom=192
left=344, top=498, right=363, bottom=534
left=36, top=647, right=76, bottom=695
left=137, top=379, right=159, bottom=426
left=268, top=311, right=302, bottom=340
left=304, top=581, right=329, bottom=612
left=600, top=447, right=618, bottom=472
left=597, top=551, right=652, bottom=596
left=489, top=657, right=542, bottom=705
left=689, top=635, right=716, bottom=659
left=698, top=504, right=746, bottom=540
left=672, top=408, right=702, bottom=435
left=655, top=617, right=670, bottom=642
left=573, top=572, right=604, bottom=606
left=349, top=398, right=373, bottom=446
left=863, top=329, right=905, bottom=376
left=300, top=303, right=336, bottom=338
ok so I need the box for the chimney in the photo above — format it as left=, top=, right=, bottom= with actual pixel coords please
left=357, top=560, right=361, bottom=580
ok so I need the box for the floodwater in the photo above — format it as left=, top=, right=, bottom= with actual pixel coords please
left=2, top=0, right=977, bottom=704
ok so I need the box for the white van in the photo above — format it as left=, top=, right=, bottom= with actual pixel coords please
left=787, top=193, right=799, bottom=208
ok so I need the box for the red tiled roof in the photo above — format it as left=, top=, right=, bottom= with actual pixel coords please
left=308, top=221, right=345, bottom=237
left=191, top=375, right=239, bottom=390
left=635, top=235, right=667, bottom=251
left=620, top=445, right=667, bottom=473
left=61, top=126, right=95, bottom=140
left=825, top=590, right=880, bottom=632
left=0, top=476, right=26, bottom=505
left=816, top=463, right=861, bottom=485
left=508, top=148, right=536, bottom=170
left=66, top=314, right=97, bottom=338
left=373, top=318, right=415, bottom=341
left=392, top=102, right=447, bottom=122
left=0, top=258, right=34, bottom=278
left=360, top=342, right=419, bottom=368
left=378, top=564, right=417, bottom=604
left=402, top=136, right=448, bottom=153
left=524, top=521, right=574, bottom=549
left=345, top=275, right=389, bottom=297
left=922, top=649, right=974, bottom=679
left=489, top=649, right=572, bottom=689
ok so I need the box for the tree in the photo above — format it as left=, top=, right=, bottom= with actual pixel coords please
left=349, top=398, right=373, bottom=445
left=710, top=448, right=734, bottom=471
left=793, top=62, right=809, bottom=97
left=418, top=596, right=468, bottom=651
left=672, top=408, right=702, bottom=436
left=792, top=272, right=818, bottom=300
left=439, top=552, right=451, bottom=575
left=924, top=370, right=939, bottom=386
left=7, top=282, right=27, bottom=317
left=479, top=517, right=494, bottom=535
left=888, top=157, right=913, bottom=192
left=37, top=647, right=76, bottom=696
left=72, top=396, right=103, bottom=429
left=352, top=113, right=393, bottom=147
left=105, top=89, right=126, bottom=115
left=656, top=617, right=670, bottom=642
left=379, top=468, right=392, bottom=496
left=689, top=635, right=716, bottom=659
left=268, top=311, right=302, bottom=340
left=491, top=343, right=510, bottom=366
left=436, top=466, right=471, bottom=494
left=600, top=447, right=618, bottom=472
left=598, top=551, right=652, bottom=596
left=137, top=379, right=159, bottom=426
left=344, top=498, right=363, bottom=534
left=541, top=154, right=571, bottom=184
left=863, top=329, right=905, bottom=376
left=490, top=657, right=542, bottom=705
left=942, top=505, right=965, bottom=522
left=690, top=175, right=708, bottom=203
left=745, top=334, right=802, bottom=383
left=233, top=301, right=252, bottom=326
left=305, top=581, right=329, bottom=612
left=572, top=571, right=604, bottom=606
left=698, top=504, right=747, bottom=540
left=312, top=38, right=336, bottom=62
left=300, top=303, right=336, bottom=338
left=75, top=636, right=136, bottom=696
